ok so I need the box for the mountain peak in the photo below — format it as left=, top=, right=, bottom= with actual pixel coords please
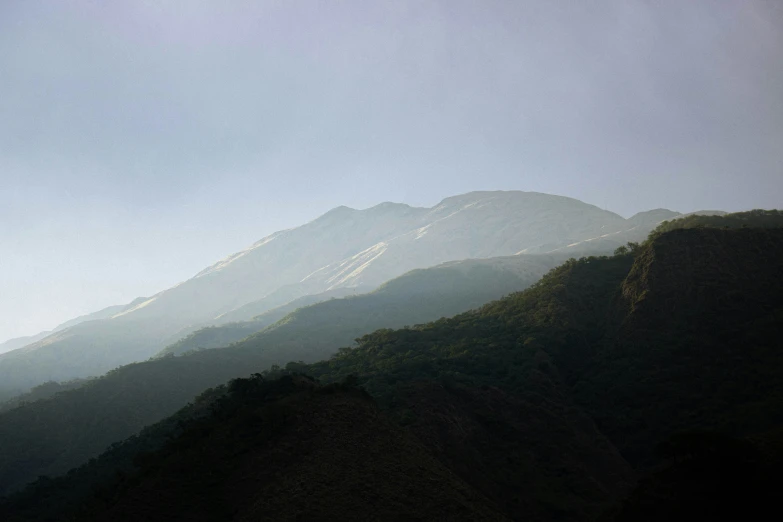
left=325, top=204, right=356, bottom=214
left=627, top=208, right=681, bottom=227
left=364, top=201, right=416, bottom=212
left=0, top=190, right=711, bottom=398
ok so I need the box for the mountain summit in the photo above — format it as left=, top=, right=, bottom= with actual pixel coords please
left=0, top=191, right=681, bottom=397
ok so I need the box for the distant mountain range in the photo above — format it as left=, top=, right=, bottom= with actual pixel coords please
left=0, top=298, right=147, bottom=355
left=0, top=251, right=561, bottom=494
left=157, top=253, right=563, bottom=358
left=0, top=191, right=718, bottom=397
left=2, top=213, right=781, bottom=521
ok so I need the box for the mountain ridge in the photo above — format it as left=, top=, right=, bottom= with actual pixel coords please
left=3, top=222, right=780, bottom=520
left=0, top=297, right=147, bottom=356
left=0, top=191, right=688, bottom=397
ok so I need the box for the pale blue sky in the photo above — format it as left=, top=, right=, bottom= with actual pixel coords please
left=1, top=0, right=782, bottom=342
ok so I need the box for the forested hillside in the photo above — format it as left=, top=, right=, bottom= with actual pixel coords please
left=2, top=220, right=781, bottom=520
left=3, top=377, right=512, bottom=522
left=650, top=209, right=783, bottom=236
left=0, top=253, right=556, bottom=496
left=0, top=191, right=658, bottom=397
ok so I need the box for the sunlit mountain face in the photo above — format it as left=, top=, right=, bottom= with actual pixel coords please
left=0, top=190, right=685, bottom=397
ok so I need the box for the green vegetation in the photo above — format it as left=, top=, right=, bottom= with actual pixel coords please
left=0, top=255, right=554, bottom=497
left=1, top=376, right=510, bottom=522
left=649, top=208, right=783, bottom=238
left=159, top=287, right=362, bottom=356
left=1, top=190, right=651, bottom=399
left=225, top=259, right=553, bottom=364
left=1, top=211, right=782, bottom=520
left=0, top=379, right=94, bottom=413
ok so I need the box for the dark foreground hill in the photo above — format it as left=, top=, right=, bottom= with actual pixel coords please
left=2, top=376, right=511, bottom=522
left=300, top=227, right=783, bottom=465
left=86, top=377, right=510, bottom=522
left=0, top=254, right=557, bottom=497
left=1, top=221, right=782, bottom=520
left=606, top=429, right=783, bottom=521
left=0, top=374, right=633, bottom=522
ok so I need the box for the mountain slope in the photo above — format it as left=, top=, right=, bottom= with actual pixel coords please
left=576, top=226, right=783, bottom=465
left=161, top=287, right=364, bottom=356
left=1, top=376, right=510, bottom=522
left=297, top=191, right=631, bottom=289
left=2, top=220, right=781, bottom=520
left=0, top=190, right=660, bottom=396
left=212, top=285, right=368, bottom=325
left=298, top=227, right=783, bottom=515
left=649, top=208, right=783, bottom=237
left=0, top=375, right=633, bottom=522
left=0, top=297, right=146, bottom=356
left=89, top=378, right=509, bottom=522
left=160, top=253, right=560, bottom=357
left=392, top=381, right=634, bottom=520
left=547, top=209, right=726, bottom=256
left=295, top=227, right=783, bottom=472
left=0, top=253, right=557, bottom=496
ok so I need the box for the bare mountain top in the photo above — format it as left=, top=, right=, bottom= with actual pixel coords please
left=0, top=191, right=690, bottom=395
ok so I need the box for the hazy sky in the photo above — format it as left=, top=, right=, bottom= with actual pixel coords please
left=1, top=0, right=782, bottom=342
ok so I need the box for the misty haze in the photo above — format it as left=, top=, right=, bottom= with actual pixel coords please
left=1, top=1, right=781, bottom=521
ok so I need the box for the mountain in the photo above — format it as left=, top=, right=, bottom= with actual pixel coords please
left=0, top=252, right=557, bottom=496
left=0, top=298, right=147, bottom=356
left=211, top=285, right=369, bottom=325
left=626, top=208, right=682, bottom=227
left=159, top=253, right=561, bottom=357
left=292, top=228, right=782, bottom=518
left=0, top=191, right=673, bottom=397
left=4, top=221, right=781, bottom=520
left=650, top=208, right=782, bottom=236
left=1, top=377, right=513, bottom=522
left=161, top=287, right=365, bottom=355
left=0, top=379, right=95, bottom=414
left=0, top=376, right=632, bottom=522
left=546, top=208, right=727, bottom=256
left=582, top=224, right=783, bottom=465
left=305, top=225, right=783, bottom=457
left=607, top=430, right=782, bottom=521
left=290, top=191, right=627, bottom=287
